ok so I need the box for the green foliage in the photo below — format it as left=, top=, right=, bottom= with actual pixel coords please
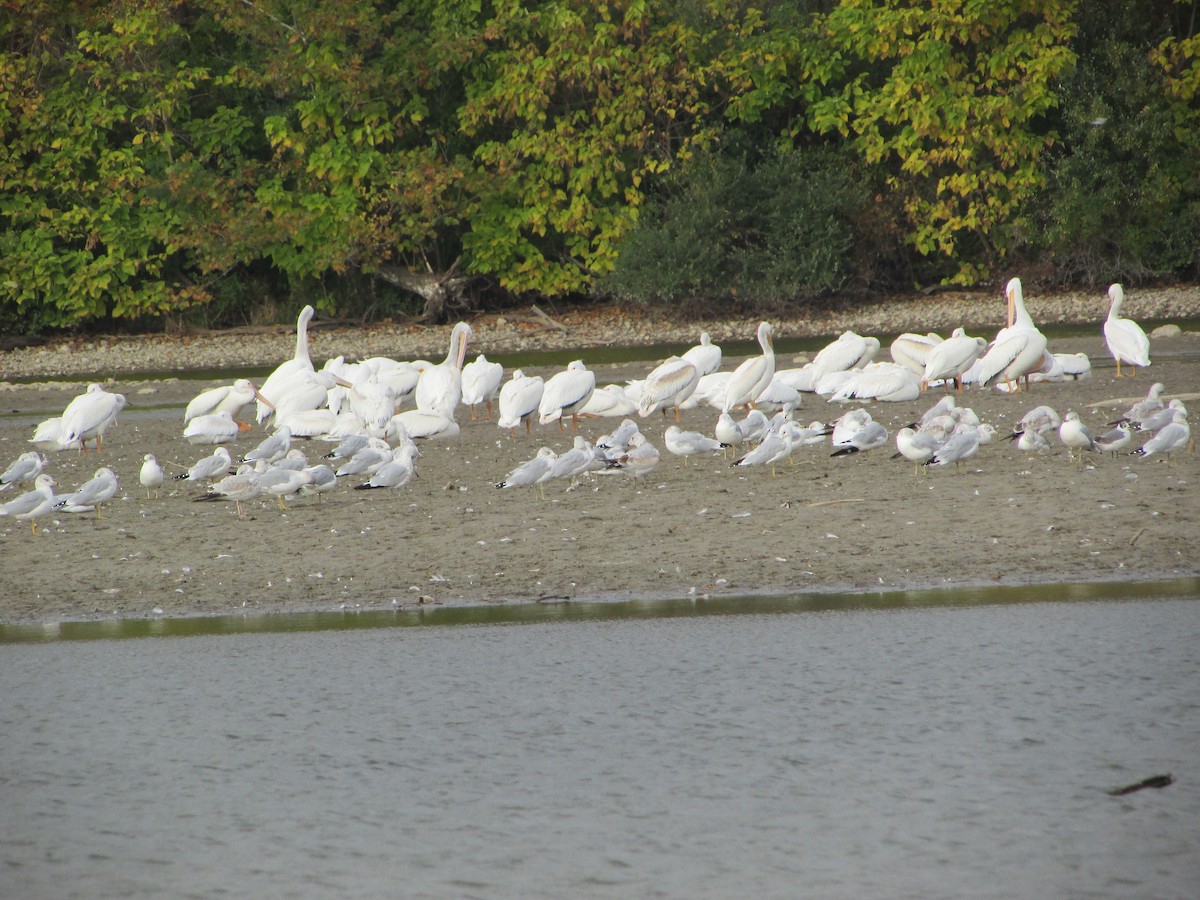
left=599, top=142, right=886, bottom=307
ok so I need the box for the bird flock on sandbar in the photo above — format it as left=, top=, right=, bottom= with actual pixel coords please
left=2, top=278, right=1192, bottom=533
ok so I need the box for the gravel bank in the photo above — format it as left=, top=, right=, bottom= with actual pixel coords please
left=3, top=286, right=1199, bottom=381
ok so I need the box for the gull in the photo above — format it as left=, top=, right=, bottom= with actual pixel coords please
left=1110, top=381, right=1166, bottom=426
left=1104, top=283, right=1150, bottom=377
left=1136, top=399, right=1188, bottom=434
left=323, top=434, right=373, bottom=460
left=496, top=446, right=558, bottom=498
left=1132, top=411, right=1190, bottom=464
left=271, top=449, right=310, bottom=471
left=830, top=420, right=889, bottom=457
left=921, top=328, right=987, bottom=391
left=892, top=427, right=942, bottom=474
left=539, top=361, right=596, bottom=430
left=925, top=424, right=985, bottom=471
left=195, top=466, right=261, bottom=519
left=1059, top=412, right=1096, bottom=464
left=723, top=322, right=776, bottom=413
left=738, top=409, right=771, bottom=444
left=300, top=464, right=338, bottom=500
left=183, top=410, right=242, bottom=445
left=139, top=454, right=165, bottom=498
left=732, top=420, right=790, bottom=475
left=0, top=473, right=58, bottom=535
left=549, top=436, right=600, bottom=487
left=415, top=321, right=473, bottom=418
left=829, top=408, right=873, bottom=450
left=1017, top=429, right=1053, bottom=453
left=497, top=369, right=546, bottom=434
left=714, top=413, right=745, bottom=458
left=334, top=440, right=393, bottom=477
left=1006, top=405, right=1062, bottom=442
left=56, top=466, right=119, bottom=517
left=243, top=426, right=292, bottom=464
left=355, top=444, right=419, bottom=490
left=682, top=332, right=722, bottom=377
left=258, top=466, right=313, bottom=510
left=1, top=452, right=45, bottom=492
left=638, top=356, right=699, bottom=420
left=664, top=425, right=724, bottom=466
left=604, top=432, right=660, bottom=481
left=596, top=418, right=641, bottom=454
left=461, top=353, right=504, bottom=421
left=1094, top=423, right=1133, bottom=457
left=175, top=447, right=233, bottom=484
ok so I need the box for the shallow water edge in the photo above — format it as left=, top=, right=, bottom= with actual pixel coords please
left=4, top=574, right=1197, bottom=643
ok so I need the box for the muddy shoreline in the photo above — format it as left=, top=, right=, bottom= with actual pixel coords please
left=1, top=298, right=1198, bottom=627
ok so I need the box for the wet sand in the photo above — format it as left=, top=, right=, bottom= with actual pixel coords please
left=1, top=333, right=1197, bottom=625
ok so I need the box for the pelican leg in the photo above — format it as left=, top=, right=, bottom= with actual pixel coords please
left=524, top=418, right=532, bottom=436
left=486, top=400, right=494, bottom=421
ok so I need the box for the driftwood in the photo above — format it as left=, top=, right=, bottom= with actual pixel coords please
left=1107, top=774, right=1173, bottom=796
left=1086, top=391, right=1200, bottom=409
left=529, top=305, right=568, bottom=333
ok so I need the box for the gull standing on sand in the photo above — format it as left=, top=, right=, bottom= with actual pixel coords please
left=664, top=425, right=724, bottom=466
left=539, top=361, right=596, bottom=430
left=243, top=426, right=292, bottom=464
left=1, top=452, right=44, bottom=492
left=925, top=424, right=986, bottom=471
left=893, top=427, right=942, bottom=474
left=496, top=446, right=558, bottom=498
left=605, top=432, right=660, bottom=481
left=1103, top=283, right=1150, bottom=377
left=140, top=454, right=165, bottom=498
left=1058, top=412, right=1096, bottom=464
left=1110, top=381, right=1167, bottom=427
left=176, top=446, right=233, bottom=483
left=1094, top=423, right=1133, bottom=457
left=355, top=444, right=419, bottom=490
left=0, top=473, right=58, bottom=535
left=1006, top=405, right=1062, bottom=441
left=830, top=419, right=889, bottom=457
left=56, top=466, right=119, bottom=517
left=723, top=322, right=776, bottom=413
left=195, top=466, right=262, bottom=519
left=1133, top=411, right=1190, bottom=464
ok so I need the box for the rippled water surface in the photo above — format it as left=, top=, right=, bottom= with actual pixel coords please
left=4, top=592, right=1199, bottom=898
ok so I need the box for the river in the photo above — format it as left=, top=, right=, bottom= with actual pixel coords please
left=3, top=587, right=1199, bottom=898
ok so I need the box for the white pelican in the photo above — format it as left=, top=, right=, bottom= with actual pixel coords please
left=828, top=363, right=921, bottom=403
left=196, top=466, right=261, bottom=519
left=140, top=454, right=165, bottom=498
left=664, top=425, right=723, bottom=466
left=185, top=379, right=269, bottom=426
left=243, top=426, right=292, bottom=464
left=1, top=452, right=44, bottom=491
left=604, top=432, right=660, bottom=481
left=176, top=446, right=233, bottom=483
left=681, top=332, right=723, bottom=377
left=56, top=466, right=119, bottom=517
left=638, top=356, right=699, bottom=420
left=347, top=372, right=397, bottom=433
left=360, top=356, right=423, bottom=402
left=539, top=360, right=596, bottom=430
left=683, top=371, right=732, bottom=410
left=496, top=446, right=558, bottom=498
left=354, top=444, right=419, bottom=490
left=1133, top=411, right=1190, bottom=463
left=461, top=353, right=504, bottom=421
left=579, top=384, right=638, bottom=418
left=60, top=383, right=126, bottom=452
left=1104, top=284, right=1150, bottom=377
left=273, top=409, right=339, bottom=438
left=810, top=331, right=880, bottom=382
left=774, top=365, right=819, bottom=394
left=754, top=377, right=803, bottom=413
left=390, top=409, right=460, bottom=440
left=1058, top=412, right=1096, bottom=464
left=497, top=369, right=545, bottom=433
left=975, top=277, right=1048, bottom=391
left=890, top=332, right=943, bottom=374
left=830, top=420, right=888, bottom=456
left=415, top=321, right=473, bottom=418
left=0, top=473, right=58, bottom=535
left=265, top=370, right=348, bottom=424
left=183, top=410, right=242, bottom=445
left=893, top=427, right=941, bottom=474
left=257, top=305, right=315, bottom=422
left=1094, top=422, right=1133, bottom=457
left=1031, top=352, right=1092, bottom=383
left=723, top=322, right=776, bottom=413
left=925, top=424, right=985, bottom=471
left=29, top=417, right=78, bottom=452
left=921, top=328, right=987, bottom=391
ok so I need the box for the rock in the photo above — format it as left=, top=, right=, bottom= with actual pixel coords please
left=1151, top=323, right=1182, bottom=338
